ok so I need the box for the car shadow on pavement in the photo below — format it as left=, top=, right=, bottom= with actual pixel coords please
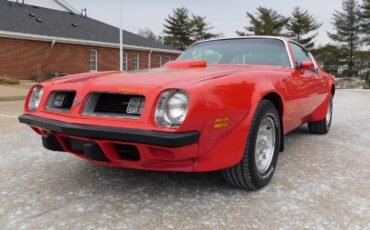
left=59, top=125, right=313, bottom=196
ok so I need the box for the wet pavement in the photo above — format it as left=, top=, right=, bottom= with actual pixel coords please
left=0, top=89, right=369, bottom=229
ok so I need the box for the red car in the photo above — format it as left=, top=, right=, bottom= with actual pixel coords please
left=19, top=36, right=335, bottom=190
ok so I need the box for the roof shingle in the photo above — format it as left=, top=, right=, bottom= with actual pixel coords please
left=0, top=0, right=178, bottom=51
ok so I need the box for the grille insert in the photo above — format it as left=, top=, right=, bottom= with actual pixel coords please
left=114, top=144, right=140, bottom=161
left=62, top=137, right=110, bottom=162
left=46, top=91, right=76, bottom=112
left=62, top=137, right=90, bottom=154
left=83, top=93, right=145, bottom=118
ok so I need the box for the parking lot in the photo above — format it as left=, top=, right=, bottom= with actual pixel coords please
left=0, top=89, right=369, bottom=229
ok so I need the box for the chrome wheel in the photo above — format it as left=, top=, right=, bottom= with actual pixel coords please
left=326, top=97, right=333, bottom=126
left=255, top=117, right=276, bottom=174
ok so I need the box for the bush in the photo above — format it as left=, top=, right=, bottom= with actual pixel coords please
left=36, top=73, right=55, bottom=82
left=0, top=76, right=20, bottom=85
left=36, top=72, right=68, bottom=82
left=335, top=77, right=366, bottom=89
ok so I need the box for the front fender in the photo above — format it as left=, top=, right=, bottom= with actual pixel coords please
left=191, top=73, right=286, bottom=171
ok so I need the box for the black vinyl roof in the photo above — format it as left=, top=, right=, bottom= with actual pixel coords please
left=0, top=0, right=178, bottom=51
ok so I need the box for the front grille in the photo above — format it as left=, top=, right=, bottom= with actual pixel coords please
left=94, top=93, right=131, bottom=113
left=46, top=91, right=76, bottom=112
left=82, top=93, right=145, bottom=118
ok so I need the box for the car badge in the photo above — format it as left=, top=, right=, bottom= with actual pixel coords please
left=73, top=98, right=81, bottom=106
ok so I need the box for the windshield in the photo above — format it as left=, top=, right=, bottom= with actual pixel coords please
left=178, top=38, right=291, bottom=68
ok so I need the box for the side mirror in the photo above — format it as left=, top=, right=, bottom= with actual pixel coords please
left=299, top=61, right=315, bottom=70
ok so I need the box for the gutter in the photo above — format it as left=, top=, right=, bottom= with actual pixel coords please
left=0, top=30, right=182, bottom=55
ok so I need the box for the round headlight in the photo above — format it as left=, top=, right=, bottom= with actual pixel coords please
left=155, top=90, right=189, bottom=128
left=28, top=86, right=43, bottom=112
left=165, top=92, right=189, bottom=124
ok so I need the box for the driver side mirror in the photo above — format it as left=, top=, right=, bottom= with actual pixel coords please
left=299, top=61, right=315, bottom=71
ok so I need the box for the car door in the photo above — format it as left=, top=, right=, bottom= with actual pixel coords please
left=308, top=53, right=330, bottom=96
left=284, top=42, right=323, bottom=129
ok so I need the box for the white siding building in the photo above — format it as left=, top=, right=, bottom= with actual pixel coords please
left=8, top=0, right=78, bottom=13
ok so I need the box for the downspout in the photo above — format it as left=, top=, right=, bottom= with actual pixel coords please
left=148, top=50, right=153, bottom=69
left=50, top=39, right=56, bottom=77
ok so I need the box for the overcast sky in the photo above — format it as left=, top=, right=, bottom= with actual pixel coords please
left=70, top=0, right=343, bottom=47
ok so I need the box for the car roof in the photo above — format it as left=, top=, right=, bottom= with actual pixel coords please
left=191, top=36, right=292, bottom=47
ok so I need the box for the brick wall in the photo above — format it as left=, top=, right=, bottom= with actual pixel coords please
left=0, top=37, right=179, bottom=80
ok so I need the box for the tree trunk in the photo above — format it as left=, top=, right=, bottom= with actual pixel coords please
left=349, top=32, right=354, bottom=77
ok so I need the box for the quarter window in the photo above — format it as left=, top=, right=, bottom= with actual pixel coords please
left=89, top=49, right=97, bottom=71
left=133, top=53, right=140, bottom=70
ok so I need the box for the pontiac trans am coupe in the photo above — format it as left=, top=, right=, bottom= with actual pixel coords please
left=19, top=36, right=335, bottom=190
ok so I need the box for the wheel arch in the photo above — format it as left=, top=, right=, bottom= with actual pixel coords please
left=261, top=92, right=285, bottom=152
left=331, top=84, right=336, bottom=96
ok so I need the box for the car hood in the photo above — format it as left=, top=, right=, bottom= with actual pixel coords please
left=46, top=64, right=287, bottom=88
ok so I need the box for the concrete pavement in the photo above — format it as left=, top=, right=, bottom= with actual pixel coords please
left=0, top=89, right=369, bottom=229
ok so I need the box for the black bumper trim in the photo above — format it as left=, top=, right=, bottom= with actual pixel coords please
left=19, top=114, right=200, bottom=147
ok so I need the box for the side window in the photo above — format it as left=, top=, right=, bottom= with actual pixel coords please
left=156, top=55, right=162, bottom=67
left=290, top=42, right=315, bottom=71
left=89, top=49, right=98, bottom=72
left=122, top=52, right=127, bottom=71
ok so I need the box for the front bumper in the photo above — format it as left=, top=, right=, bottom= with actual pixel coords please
left=19, top=114, right=199, bottom=147
left=19, top=114, right=200, bottom=171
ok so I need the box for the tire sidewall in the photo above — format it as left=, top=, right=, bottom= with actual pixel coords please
left=249, top=103, right=280, bottom=188
left=326, top=96, right=333, bottom=129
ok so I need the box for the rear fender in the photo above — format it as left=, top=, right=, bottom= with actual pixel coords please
left=309, top=92, right=331, bottom=122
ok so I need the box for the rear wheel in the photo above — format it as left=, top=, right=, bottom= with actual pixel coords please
left=222, top=100, right=281, bottom=190
left=308, top=95, right=333, bottom=134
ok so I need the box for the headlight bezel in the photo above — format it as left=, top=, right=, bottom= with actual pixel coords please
left=155, top=89, right=190, bottom=128
left=28, top=86, right=44, bottom=112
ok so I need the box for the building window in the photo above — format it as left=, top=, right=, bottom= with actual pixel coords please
left=122, top=52, right=128, bottom=71
left=133, top=53, right=140, bottom=70
left=89, top=49, right=97, bottom=71
left=156, top=55, right=162, bottom=67
left=166, top=56, right=171, bottom=63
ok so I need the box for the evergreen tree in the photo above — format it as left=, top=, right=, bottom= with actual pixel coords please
left=236, top=7, right=289, bottom=36
left=190, top=14, right=219, bottom=41
left=287, top=7, right=322, bottom=49
left=163, top=8, right=219, bottom=50
left=360, top=0, right=370, bottom=46
left=163, top=7, right=193, bottom=50
left=312, top=44, right=344, bottom=74
left=328, top=0, right=362, bottom=76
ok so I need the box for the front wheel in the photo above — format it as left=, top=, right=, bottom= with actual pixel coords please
left=308, top=95, right=333, bottom=134
left=222, top=100, right=281, bottom=190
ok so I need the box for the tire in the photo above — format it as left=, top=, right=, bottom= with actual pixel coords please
left=222, top=100, right=281, bottom=190
left=308, top=95, right=333, bottom=135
